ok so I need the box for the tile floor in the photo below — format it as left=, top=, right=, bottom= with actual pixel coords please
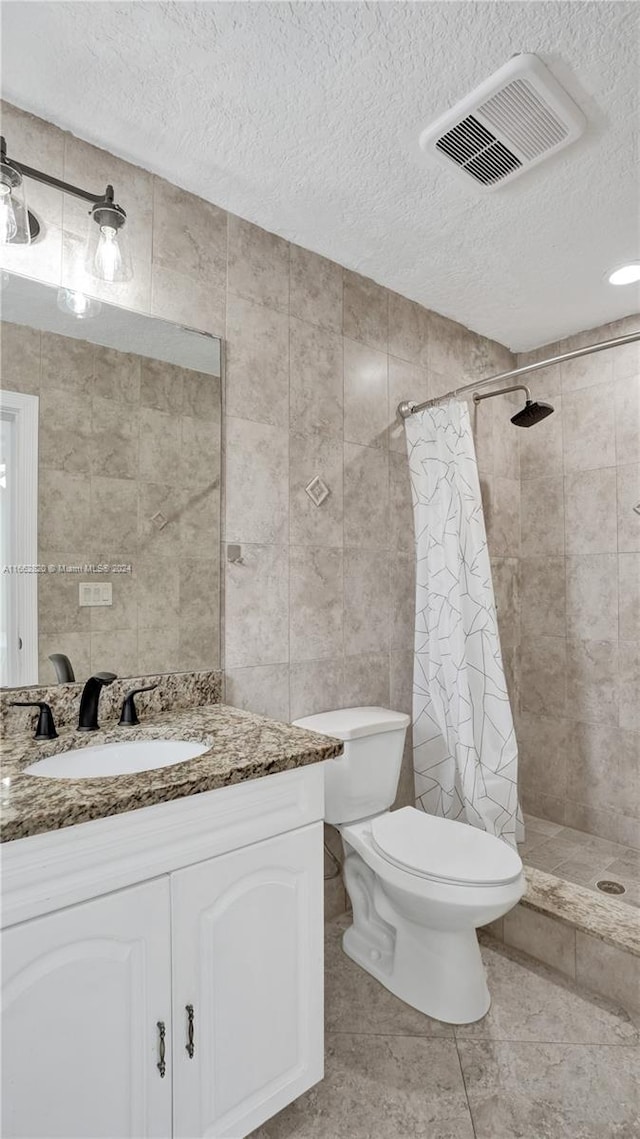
left=252, top=915, right=639, bottom=1138
left=519, top=813, right=640, bottom=908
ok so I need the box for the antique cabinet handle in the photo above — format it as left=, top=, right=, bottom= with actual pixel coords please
left=157, top=1020, right=166, bottom=1077
left=186, top=1004, right=195, bottom=1058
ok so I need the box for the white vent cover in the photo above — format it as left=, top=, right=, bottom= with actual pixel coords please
left=419, top=54, right=586, bottom=189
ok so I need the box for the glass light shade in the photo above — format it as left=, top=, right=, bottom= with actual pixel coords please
left=0, top=163, right=31, bottom=245
left=83, top=204, right=133, bottom=283
left=57, top=288, right=102, bottom=320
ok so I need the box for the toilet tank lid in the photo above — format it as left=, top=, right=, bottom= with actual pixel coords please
left=292, top=706, right=410, bottom=741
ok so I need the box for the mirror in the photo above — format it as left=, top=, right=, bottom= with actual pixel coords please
left=0, top=272, right=221, bottom=687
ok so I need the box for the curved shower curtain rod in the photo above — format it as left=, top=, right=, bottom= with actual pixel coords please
left=397, top=329, right=640, bottom=419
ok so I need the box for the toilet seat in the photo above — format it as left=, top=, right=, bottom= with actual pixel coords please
left=370, top=807, right=522, bottom=887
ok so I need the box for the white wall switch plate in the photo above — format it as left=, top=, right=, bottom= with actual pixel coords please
left=79, top=582, right=113, bottom=608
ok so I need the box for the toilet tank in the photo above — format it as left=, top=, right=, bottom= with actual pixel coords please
left=292, top=707, right=411, bottom=825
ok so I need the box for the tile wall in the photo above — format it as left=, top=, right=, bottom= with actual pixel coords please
left=516, top=317, right=640, bottom=850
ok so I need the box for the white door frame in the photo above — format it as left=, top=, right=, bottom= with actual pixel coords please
left=0, top=389, right=39, bottom=685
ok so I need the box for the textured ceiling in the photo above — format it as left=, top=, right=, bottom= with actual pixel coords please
left=2, top=1, right=639, bottom=350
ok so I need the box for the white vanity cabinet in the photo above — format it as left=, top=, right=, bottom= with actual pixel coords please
left=2, top=877, right=173, bottom=1139
left=1, top=764, right=325, bottom=1139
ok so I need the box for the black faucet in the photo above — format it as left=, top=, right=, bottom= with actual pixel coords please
left=10, top=701, right=58, bottom=741
left=118, top=684, right=158, bottom=727
left=78, top=672, right=117, bottom=732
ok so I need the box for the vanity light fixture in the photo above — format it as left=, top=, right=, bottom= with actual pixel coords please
left=608, top=262, right=640, bottom=286
left=0, top=135, right=132, bottom=282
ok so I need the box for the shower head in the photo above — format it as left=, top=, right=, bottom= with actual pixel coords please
left=510, top=398, right=554, bottom=428
left=473, top=383, right=554, bottom=427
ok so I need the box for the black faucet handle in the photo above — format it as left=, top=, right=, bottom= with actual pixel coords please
left=10, top=701, right=58, bottom=741
left=118, top=684, right=159, bottom=727
left=93, top=672, right=117, bottom=684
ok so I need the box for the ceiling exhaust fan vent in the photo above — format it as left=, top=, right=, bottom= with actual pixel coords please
left=420, top=55, right=586, bottom=190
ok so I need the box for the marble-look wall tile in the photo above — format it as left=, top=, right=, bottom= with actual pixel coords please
left=517, top=712, right=569, bottom=801
left=520, top=558, right=565, bottom=636
left=289, top=430, right=344, bottom=548
left=289, top=547, right=343, bottom=662
left=289, top=657, right=344, bottom=721
left=503, top=906, right=576, bottom=979
left=388, top=291, right=429, bottom=366
left=566, top=639, right=618, bottom=725
left=40, top=331, right=94, bottom=399
left=387, top=356, right=429, bottom=454
left=575, top=932, right=640, bottom=1012
left=343, top=270, right=388, bottom=353
left=565, top=555, right=618, bottom=642
left=389, top=450, right=415, bottom=551
left=389, top=551, right=416, bottom=653
left=227, top=215, right=289, bottom=311
left=343, top=338, right=388, bottom=450
left=618, top=641, right=640, bottom=731
left=225, top=544, right=289, bottom=668
left=564, top=468, right=617, bottom=555
left=483, top=476, right=520, bottom=558
left=289, top=317, right=343, bottom=437
left=342, top=652, right=390, bottom=707
left=562, top=383, right=616, bottom=472
left=561, top=347, right=614, bottom=393
left=225, top=295, right=289, bottom=425
left=93, top=346, right=141, bottom=404
left=619, top=553, right=640, bottom=641
left=519, top=636, right=567, bottom=718
left=152, top=178, right=227, bottom=294
left=520, top=478, right=564, bottom=556
left=39, top=388, right=92, bottom=475
left=344, top=548, right=389, bottom=655
left=224, top=663, right=290, bottom=723
left=343, top=442, right=389, bottom=549
left=617, top=464, right=640, bottom=553
left=1, top=322, right=41, bottom=394
left=615, top=374, right=640, bottom=465
left=289, top=245, right=343, bottom=332
left=565, top=721, right=638, bottom=819
left=225, top=417, right=289, bottom=545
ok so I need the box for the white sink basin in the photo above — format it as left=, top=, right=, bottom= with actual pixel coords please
left=24, top=739, right=208, bottom=779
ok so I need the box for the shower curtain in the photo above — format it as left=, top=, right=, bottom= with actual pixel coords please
left=405, top=399, right=523, bottom=849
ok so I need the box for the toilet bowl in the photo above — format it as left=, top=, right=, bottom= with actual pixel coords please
left=293, top=707, right=525, bottom=1025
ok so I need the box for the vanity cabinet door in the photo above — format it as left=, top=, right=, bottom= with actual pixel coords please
left=1, top=878, right=172, bottom=1139
left=171, top=823, right=324, bottom=1139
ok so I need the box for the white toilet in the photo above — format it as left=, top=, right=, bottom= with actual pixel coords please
left=293, top=706, right=525, bottom=1025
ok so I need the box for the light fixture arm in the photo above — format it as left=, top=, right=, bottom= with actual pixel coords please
left=0, top=135, right=114, bottom=207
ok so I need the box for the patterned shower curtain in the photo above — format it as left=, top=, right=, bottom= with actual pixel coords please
left=404, top=399, right=523, bottom=849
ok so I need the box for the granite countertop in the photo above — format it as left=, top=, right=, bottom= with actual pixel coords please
left=0, top=704, right=342, bottom=843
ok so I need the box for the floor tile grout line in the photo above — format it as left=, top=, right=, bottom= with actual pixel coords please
left=326, top=1027, right=639, bottom=1046
left=454, top=1033, right=479, bottom=1139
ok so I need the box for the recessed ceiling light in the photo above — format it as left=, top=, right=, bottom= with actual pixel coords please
left=608, top=263, right=640, bottom=286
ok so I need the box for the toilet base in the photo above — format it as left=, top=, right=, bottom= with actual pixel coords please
left=342, top=916, right=490, bottom=1025
left=341, top=844, right=493, bottom=1024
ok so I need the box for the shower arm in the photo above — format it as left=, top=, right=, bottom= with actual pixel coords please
left=472, top=383, right=531, bottom=405
left=397, top=329, right=640, bottom=419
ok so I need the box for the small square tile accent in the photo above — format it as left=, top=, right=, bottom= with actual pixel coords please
left=305, top=475, right=330, bottom=507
